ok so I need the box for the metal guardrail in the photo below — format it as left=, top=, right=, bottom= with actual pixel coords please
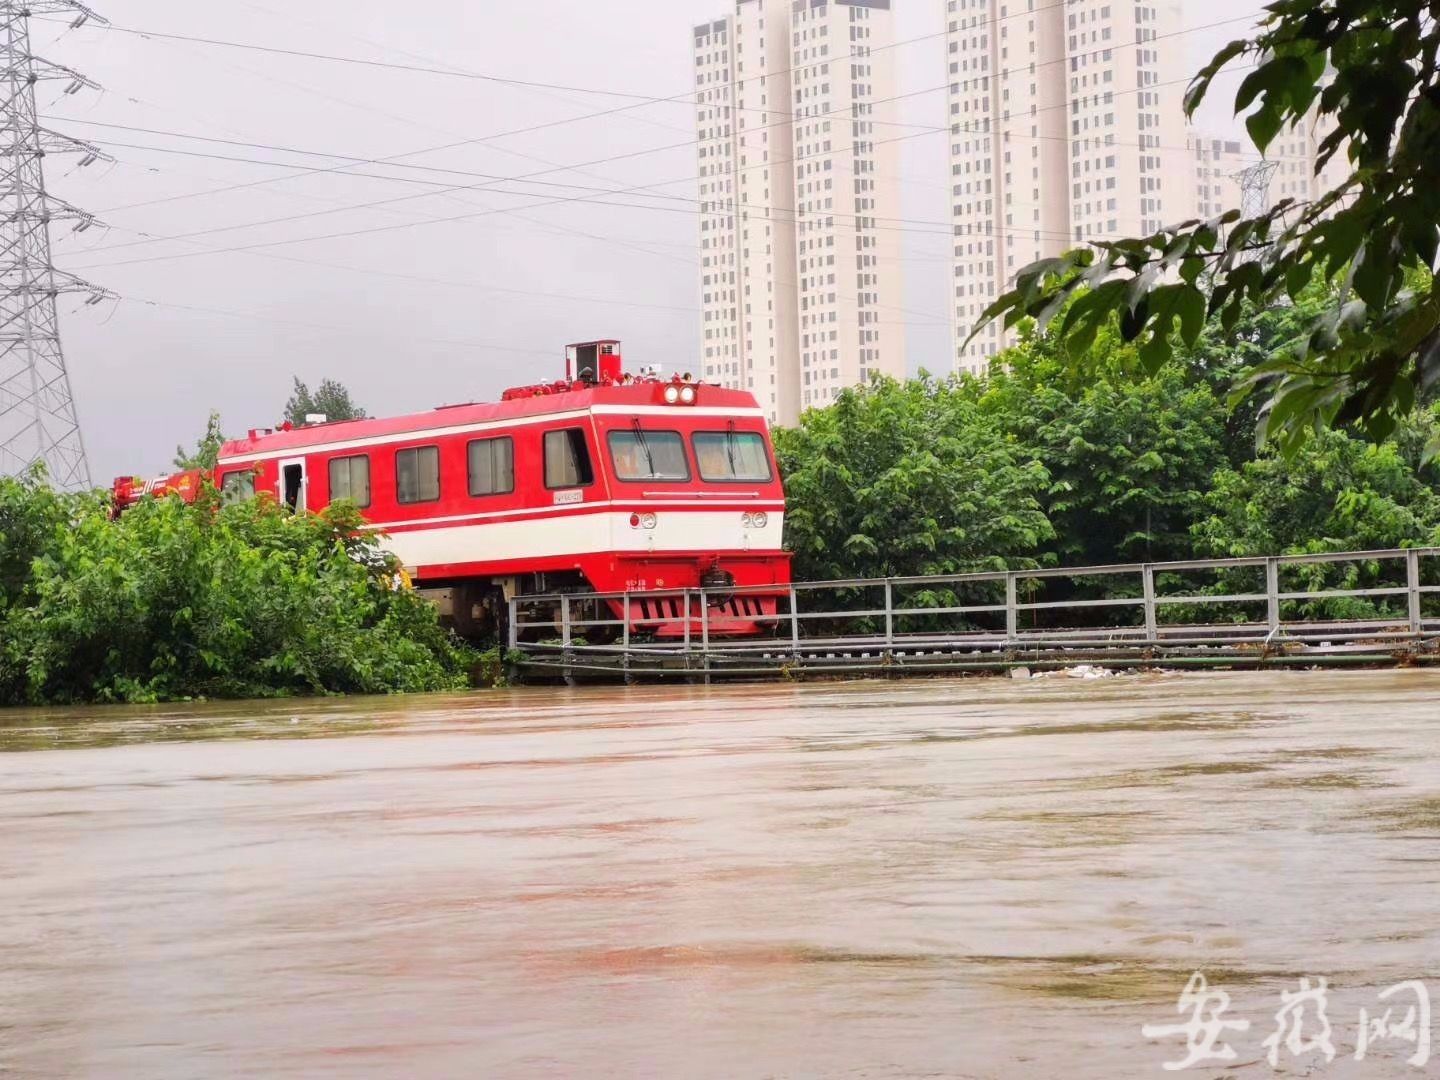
left=507, top=547, right=1440, bottom=680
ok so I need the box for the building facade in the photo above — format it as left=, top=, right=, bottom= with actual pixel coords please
left=694, top=0, right=904, bottom=426
left=947, top=0, right=1188, bottom=373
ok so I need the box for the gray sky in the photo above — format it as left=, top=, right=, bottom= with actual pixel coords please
left=41, top=0, right=1262, bottom=479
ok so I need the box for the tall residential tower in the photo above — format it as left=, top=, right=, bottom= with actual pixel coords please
left=947, top=0, right=1187, bottom=373
left=694, top=0, right=905, bottom=426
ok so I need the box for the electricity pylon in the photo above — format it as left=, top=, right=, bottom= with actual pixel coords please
left=1229, top=159, right=1280, bottom=267
left=0, top=1, right=114, bottom=490
left=1233, top=159, right=1280, bottom=219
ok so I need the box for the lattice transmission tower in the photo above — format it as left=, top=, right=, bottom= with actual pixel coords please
left=0, top=1, right=114, bottom=490
left=1233, top=159, right=1280, bottom=220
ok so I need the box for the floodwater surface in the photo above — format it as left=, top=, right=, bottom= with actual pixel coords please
left=2, top=671, right=1439, bottom=1078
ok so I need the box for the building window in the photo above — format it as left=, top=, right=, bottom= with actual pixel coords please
left=395, top=446, right=440, bottom=504
left=467, top=437, right=514, bottom=496
left=327, top=455, right=371, bottom=508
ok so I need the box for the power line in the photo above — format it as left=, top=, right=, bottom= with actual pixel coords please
left=44, top=5, right=1268, bottom=244
left=48, top=14, right=944, bottom=134
left=56, top=8, right=1267, bottom=147
left=75, top=204, right=948, bottom=331
left=90, top=218, right=704, bottom=314
left=60, top=62, right=1265, bottom=280
left=46, top=10, right=1276, bottom=246
left=122, top=295, right=560, bottom=357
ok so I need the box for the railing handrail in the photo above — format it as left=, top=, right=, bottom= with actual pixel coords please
left=510, top=546, right=1440, bottom=607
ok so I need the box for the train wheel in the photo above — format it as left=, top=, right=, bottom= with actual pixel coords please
left=447, top=582, right=510, bottom=645
left=448, top=582, right=484, bottom=640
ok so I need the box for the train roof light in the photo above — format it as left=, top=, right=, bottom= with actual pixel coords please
left=679, top=385, right=697, bottom=405
left=663, top=385, right=681, bottom=404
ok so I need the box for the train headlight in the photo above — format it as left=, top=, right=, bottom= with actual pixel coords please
left=741, top=512, right=753, bottom=527
left=640, top=512, right=658, bottom=530
left=663, top=385, right=681, bottom=404
left=679, top=385, right=697, bottom=405
left=751, top=511, right=768, bottom=528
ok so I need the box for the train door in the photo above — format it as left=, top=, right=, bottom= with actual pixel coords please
left=279, top=457, right=307, bottom=512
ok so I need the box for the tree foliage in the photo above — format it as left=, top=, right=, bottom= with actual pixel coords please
left=774, top=376, right=1053, bottom=582
left=978, top=326, right=1234, bottom=566
left=776, top=300, right=1440, bottom=592
left=284, top=377, right=368, bottom=427
left=0, top=473, right=475, bottom=705
left=173, top=409, right=226, bottom=471
left=977, top=0, right=1440, bottom=453
left=1194, top=417, right=1440, bottom=557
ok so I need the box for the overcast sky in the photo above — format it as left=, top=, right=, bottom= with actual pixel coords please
left=39, top=0, right=1262, bottom=479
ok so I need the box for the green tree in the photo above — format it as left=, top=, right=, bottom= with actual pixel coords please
left=979, top=328, right=1233, bottom=567
left=977, top=0, right=1440, bottom=452
left=0, top=467, right=74, bottom=611
left=1194, top=415, right=1440, bottom=557
left=0, top=483, right=475, bottom=705
left=774, top=375, right=1053, bottom=583
left=173, top=409, right=226, bottom=471
left=1189, top=413, right=1440, bottom=621
left=284, top=377, right=367, bottom=427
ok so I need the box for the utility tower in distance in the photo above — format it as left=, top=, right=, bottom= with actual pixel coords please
left=1233, top=159, right=1280, bottom=220
left=0, top=1, right=114, bottom=490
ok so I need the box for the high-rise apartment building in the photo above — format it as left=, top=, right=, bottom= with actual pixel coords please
left=694, top=0, right=905, bottom=426
left=1269, top=106, right=1349, bottom=204
left=947, top=0, right=1187, bottom=373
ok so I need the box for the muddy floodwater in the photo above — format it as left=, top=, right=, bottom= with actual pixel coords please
left=3, top=671, right=1440, bottom=1078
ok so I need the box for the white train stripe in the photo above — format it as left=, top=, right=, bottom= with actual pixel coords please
left=363, top=498, right=785, bottom=532
left=383, top=510, right=786, bottom=572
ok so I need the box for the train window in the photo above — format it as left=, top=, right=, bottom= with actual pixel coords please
left=544, top=428, right=594, bottom=488
left=467, top=436, right=514, bottom=496
left=607, top=429, right=690, bottom=482
left=328, top=454, right=371, bottom=508
left=395, top=446, right=440, bottom=504
left=220, top=470, right=255, bottom=504
left=693, top=431, right=773, bottom=482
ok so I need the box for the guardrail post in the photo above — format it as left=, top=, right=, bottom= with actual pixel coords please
left=883, top=580, right=894, bottom=646
left=1266, top=557, right=1280, bottom=634
left=1407, top=549, right=1422, bottom=634
left=1005, top=573, right=1018, bottom=642
left=1142, top=564, right=1158, bottom=641
left=789, top=584, right=800, bottom=658
left=560, top=594, right=573, bottom=685
left=699, top=588, right=711, bottom=684
left=683, top=590, right=692, bottom=663
left=620, top=591, right=633, bottom=684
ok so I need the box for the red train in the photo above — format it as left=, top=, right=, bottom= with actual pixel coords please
left=112, top=341, right=791, bottom=639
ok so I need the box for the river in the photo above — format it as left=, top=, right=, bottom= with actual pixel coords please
left=2, top=670, right=1438, bottom=1078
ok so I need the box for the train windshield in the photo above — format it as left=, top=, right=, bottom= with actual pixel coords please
left=693, top=431, right=772, bottom=482
left=608, top=429, right=689, bottom=482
